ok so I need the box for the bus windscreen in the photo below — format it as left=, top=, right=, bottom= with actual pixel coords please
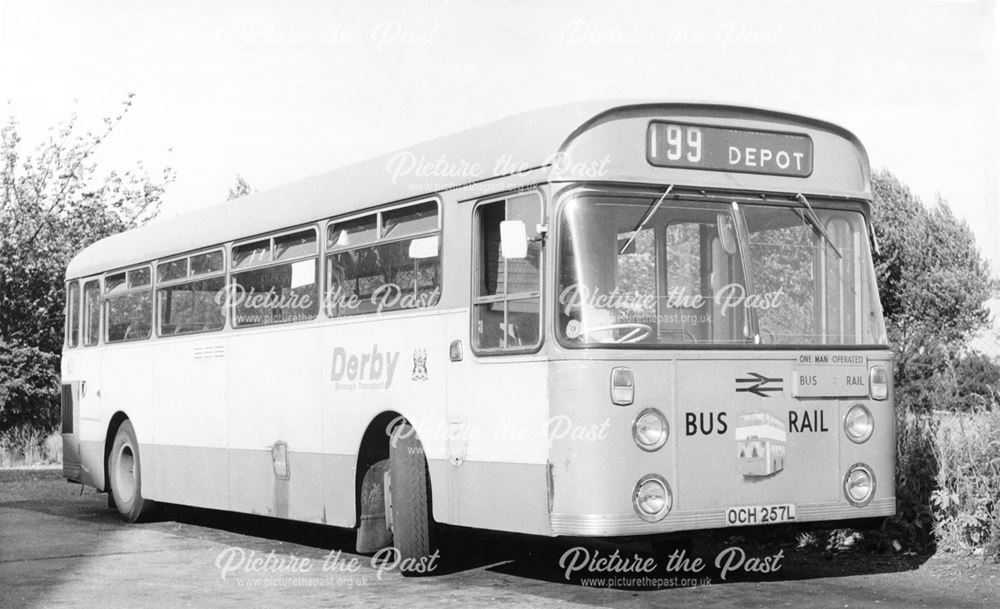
left=557, top=193, right=887, bottom=347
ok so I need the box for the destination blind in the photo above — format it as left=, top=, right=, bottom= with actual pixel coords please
left=647, top=122, right=813, bottom=177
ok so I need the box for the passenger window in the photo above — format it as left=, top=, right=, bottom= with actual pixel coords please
left=159, top=277, right=226, bottom=335
left=66, top=281, right=80, bottom=348
left=157, top=249, right=227, bottom=336
left=190, top=251, right=224, bottom=276
left=473, top=193, right=542, bottom=352
left=232, top=239, right=271, bottom=269
left=326, top=236, right=440, bottom=317
left=382, top=202, right=438, bottom=239
left=275, top=229, right=317, bottom=261
left=105, top=272, right=127, bottom=294
left=232, top=228, right=319, bottom=327
left=82, top=280, right=101, bottom=346
left=325, top=201, right=441, bottom=318
left=105, top=267, right=152, bottom=342
left=157, top=258, right=188, bottom=282
left=328, top=215, right=378, bottom=250
left=129, top=267, right=151, bottom=288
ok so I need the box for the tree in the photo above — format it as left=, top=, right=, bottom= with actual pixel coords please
left=227, top=174, right=253, bottom=200
left=0, top=95, right=174, bottom=430
left=871, top=169, right=993, bottom=410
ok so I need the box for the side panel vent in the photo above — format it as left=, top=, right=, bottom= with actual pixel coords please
left=193, top=345, right=226, bottom=360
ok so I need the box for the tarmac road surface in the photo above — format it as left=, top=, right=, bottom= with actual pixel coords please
left=1, top=468, right=998, bottom=609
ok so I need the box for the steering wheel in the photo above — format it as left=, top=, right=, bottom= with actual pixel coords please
left=568, top=321, right=653, bottom=344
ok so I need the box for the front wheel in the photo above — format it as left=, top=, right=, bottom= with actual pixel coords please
left=108, top=420, right=156, bottom=522
left=388, top=422, right=438, bottom=576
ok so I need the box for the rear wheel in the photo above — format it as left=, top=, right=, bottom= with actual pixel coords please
left=388, top=421, right=437, bottom=576
left=108, top=420, right=156, bottom=522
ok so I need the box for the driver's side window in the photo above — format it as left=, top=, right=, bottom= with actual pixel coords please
left=472, top=192, right=543, bottom=353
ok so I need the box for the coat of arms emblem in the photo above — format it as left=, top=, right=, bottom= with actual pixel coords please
left=411, top=348, right=428, bottom=381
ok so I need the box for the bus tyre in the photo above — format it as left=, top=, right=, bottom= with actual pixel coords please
left=388, top=422, right=436, bottom=576
left=108, top=420, right=156, bottom=523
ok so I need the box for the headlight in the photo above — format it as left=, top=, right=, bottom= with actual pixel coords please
left=632, top=408, right=669, bottom=451
left=844, top=404, right=874, bottom=444
left=633, top=474, right=672, bottom=521
left=844, top=463, right=876, bottom=507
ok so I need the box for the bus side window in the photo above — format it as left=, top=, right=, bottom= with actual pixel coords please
left=105, top=267, right=153, bottom=343
left=82, top=280, right=101, bottom=347
left=66, top=281, right=80, bottom=348
left=473, top=193, right=542, bottom=352
left=157, top=249, right=226, bottom=336
left=325, top=202, right=441, bottom=318
left=232, top=228, right=319, bottom=327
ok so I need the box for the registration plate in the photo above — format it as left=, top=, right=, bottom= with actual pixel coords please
left=725, top=503, right=796, bottom=527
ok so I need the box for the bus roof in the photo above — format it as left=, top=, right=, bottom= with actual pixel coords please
left=66, top=100, right=869, bottom=279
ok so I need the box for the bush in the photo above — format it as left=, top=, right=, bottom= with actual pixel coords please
left=894, top=337, right=959, bottom=413
left=43, top=430, right=62, bottom=464
left=832, top=404, right=999, bottom=559
left=0, top=339, right=60, bottom=431
left=0, top=423, right=59, bottom=467
left=893, top=343, right=1000, bottom=414
left=889, top=406, right=940, bottom=552
left=954, top=351, right=1000, bottom=411
left=1, top=99, right=171, bottom=433
left=930, top=408, right=1000, bottom=554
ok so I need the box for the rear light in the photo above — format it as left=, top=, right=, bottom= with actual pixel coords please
left=633, top=474, right=672, bottom=521
left=610, top=367, right=634, bottom=405
left=632, top=408, right=668, bottom=451
left=869, top=365, right=888, bottom=401
left=844, top=404, right=874, bottom=444
left=844, top=463, right=876, bottom=507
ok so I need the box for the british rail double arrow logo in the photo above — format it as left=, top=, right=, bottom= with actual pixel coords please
left=735, top=372, right=783, bottom=397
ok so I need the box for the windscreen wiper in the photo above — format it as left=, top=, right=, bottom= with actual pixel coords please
left=619, top=185, right=673, bottom=255
left=795, top=193, right=842, bottom=259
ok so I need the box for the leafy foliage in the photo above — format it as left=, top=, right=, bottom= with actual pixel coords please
left=871, top=169, right=993, bottom=412
left=0, top=339, right=60, bottom=430
left=889, top=407, right=940, bottom=551
left=0, top=96, right=173, bottom=431
left=930, top=408, right=1000, bottom=554
left=227, top=174, right=253, bottom=200
left=865, top=170, right=999, bottom=558
left=954, top=352, right=1000, bottom=410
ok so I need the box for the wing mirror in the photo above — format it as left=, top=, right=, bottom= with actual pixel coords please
left=717, top=212, right=738, bottom=255
left=499, top=220, right=528, bottom=259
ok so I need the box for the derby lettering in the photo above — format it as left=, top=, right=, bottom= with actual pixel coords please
left=331, top=346, right=400, bottom=389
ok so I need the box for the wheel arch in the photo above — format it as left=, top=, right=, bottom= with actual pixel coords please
left=354, top=411, right=442, bottom=528
left=354, top=411, right=404, bottom=527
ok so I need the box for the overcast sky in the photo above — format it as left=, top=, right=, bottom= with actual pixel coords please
left=2, top=0, right=998, bottom=273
